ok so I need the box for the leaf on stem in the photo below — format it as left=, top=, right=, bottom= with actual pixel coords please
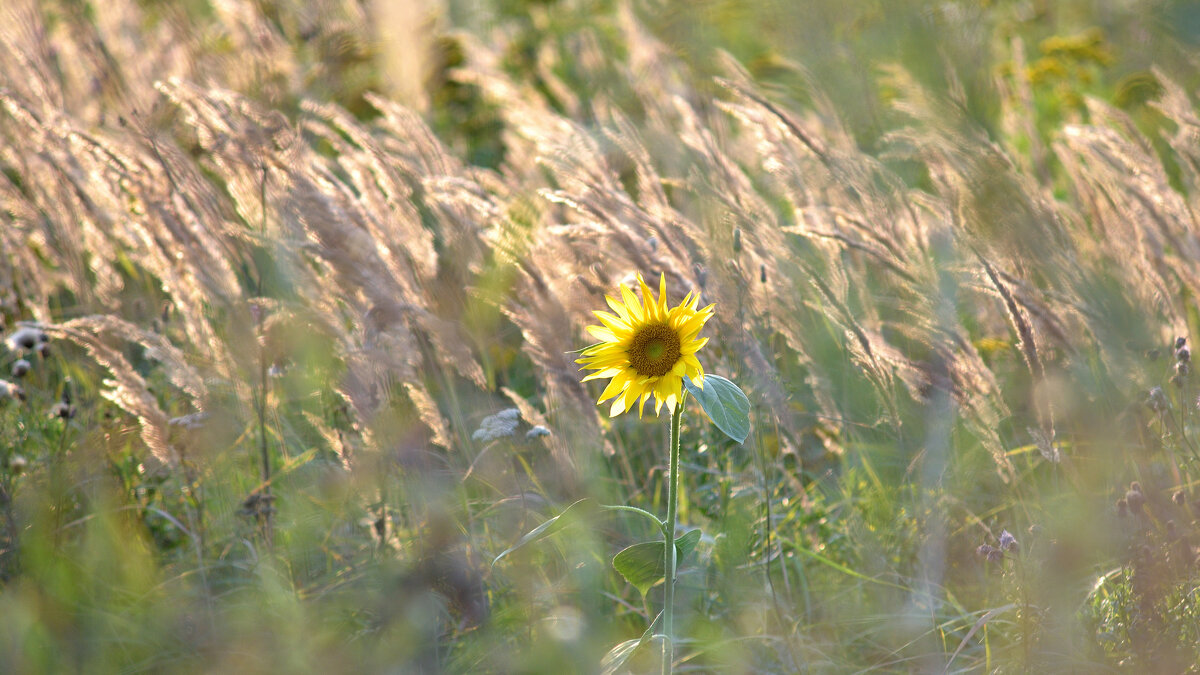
left=612, top=529, right=702, bottom=595
left=600, top=611, right=662, bottom=675
left=492, top=498, right=594, bottom=566
left=683, top=374, right=751, bottom=443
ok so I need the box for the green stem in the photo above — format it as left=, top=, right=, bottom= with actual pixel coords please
left=662, top=399, right=684, bottom=675
left=600, top=504, right=666, bottom=533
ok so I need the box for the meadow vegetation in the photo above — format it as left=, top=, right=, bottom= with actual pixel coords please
left=2, top=0, right=1200, bottom=671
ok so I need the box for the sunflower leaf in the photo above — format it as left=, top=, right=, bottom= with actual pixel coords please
left=683, top=374, right=751, bottom=443
left=600, top=611, right=662, bottom=675
left=492, top=498, right=594, bottom=566
left=611, top=529, right=702, bottom=595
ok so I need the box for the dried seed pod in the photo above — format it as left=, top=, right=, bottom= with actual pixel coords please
left=50, top=402, right=76, bottom=420
left=6, top=455, right=27, bottom=474
left=1126, top=484, right=1145, bottom=510
left=6, top=326, right=43, bottom=351
left=1148, top=386, right=1169, bottom=411
left=998, top=529, right=1018, bottom=551
left=976, top=544, right=1002, bottom=563
left=10, top=359, right=30, bottom=378
left=0, top=380, right=24, bottom=402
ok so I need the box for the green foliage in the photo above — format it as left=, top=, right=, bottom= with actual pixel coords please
left=491, top=498, right=595, bottom=565
left=684, top=375, right=751, bottom=444
left=611, top=528, right=701, bottom=596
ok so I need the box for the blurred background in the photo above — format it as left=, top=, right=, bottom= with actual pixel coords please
left=2, top=0, right=1200, bottom=672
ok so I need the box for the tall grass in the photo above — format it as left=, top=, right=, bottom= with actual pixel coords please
left=2, top=0, right=1200, bottom=671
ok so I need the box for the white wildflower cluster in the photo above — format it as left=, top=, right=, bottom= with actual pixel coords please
left=525, top=425, right=550, bottom=440
left=472, top=408, right=520, bottom=442
left=169, top=411, right=211, bottom=430
left=471, top=409, right=552, bottom=443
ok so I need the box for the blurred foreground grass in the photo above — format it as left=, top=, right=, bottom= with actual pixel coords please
left=3, top=0, right=1200, bottom=672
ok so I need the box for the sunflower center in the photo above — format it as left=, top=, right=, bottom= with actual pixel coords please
left=627, top=322, right=682, bottom=377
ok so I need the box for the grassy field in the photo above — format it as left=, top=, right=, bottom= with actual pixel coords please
left=3, top=0, right=1200, bottom=672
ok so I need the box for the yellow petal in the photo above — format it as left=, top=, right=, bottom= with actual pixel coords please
left=593, top=310, right=631, bottom=333
left=606, top=294, right=632, bottom=322
left=598, top=375, right=627, bottom=402
left=682, top=336, right=709, bottom=354
left=587, top=325, right=618, bottom=342
left=657, top=273, right=669, bottom=318
left=636, top=274, right=659, bottom=322
left=620, top=282, right=644, bottom=322
left=610, top=392, right=630, bottom=417
left=583, top=367, right=624, bottom=382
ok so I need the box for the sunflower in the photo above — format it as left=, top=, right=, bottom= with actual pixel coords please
left=577, top=273, right=714, bottom=417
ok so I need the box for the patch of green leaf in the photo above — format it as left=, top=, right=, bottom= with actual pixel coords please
left=611, top=529, right=702, bottom=595
left=684, top=375, right=751, bottom=444
left=492, top=498, right=595, bottom=566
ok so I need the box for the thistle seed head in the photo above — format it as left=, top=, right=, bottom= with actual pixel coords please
left=1148, top=386, right=1169, bottom=411
left=998, top=529, right=1018, bottom=552
left=50, top=401, right=76, bottom=420
left=10, top=359, right=29, bottom=378
left=1126, top=484, right=1145, bottom=510
left=6, top=455, right=27, bottom=474
left=6, top=326, right=44, bottom=351
left=976, top=544, right=1002, bottom=563
left=0, top=380, right=24, bottom=402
